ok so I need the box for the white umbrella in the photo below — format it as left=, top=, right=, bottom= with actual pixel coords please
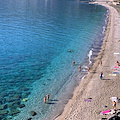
left=110, top=97, right=118, bottom=102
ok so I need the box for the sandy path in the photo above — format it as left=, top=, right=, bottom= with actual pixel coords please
left=55, top=3, right=120, bottom=120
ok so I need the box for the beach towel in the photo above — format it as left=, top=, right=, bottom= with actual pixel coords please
left=114, top=66, right=119, bottom=68
left=101, top=110, right=111, bottom=115
left=100, top=109, right=116, bottom=115
left=84, top=99, right=92, bottom=102
left=113, top=72, right=120, bottom=74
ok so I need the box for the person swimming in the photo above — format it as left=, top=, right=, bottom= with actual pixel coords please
left=73, top=61, right=75, bottom=65
left=79, top=65, right=81, bottom=72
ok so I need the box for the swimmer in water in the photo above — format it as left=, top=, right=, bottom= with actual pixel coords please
left=73, top=61, right=75, bottom=65
left=79, top=65, right=81, bottom=72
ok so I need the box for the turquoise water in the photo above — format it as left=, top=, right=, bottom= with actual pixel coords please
left=0, top=0, right=108, bottom=119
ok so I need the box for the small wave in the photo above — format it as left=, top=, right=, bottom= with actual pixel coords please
left=102, top=26, right=106, bottom=34
left=88, top=48, right=93, bottom=65
left=102, top=10, right=109, bottom=35
left=81, top=69, right=87, bottom=72
left=81, top=75, right=86, bottom=81
left=82, top=65, right=88, bottom=69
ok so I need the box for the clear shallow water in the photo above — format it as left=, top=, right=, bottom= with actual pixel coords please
left=0, top=0, right=108, bottom=119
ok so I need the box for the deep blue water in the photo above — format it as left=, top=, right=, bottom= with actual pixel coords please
left=0, top=0, right=108, bottom=119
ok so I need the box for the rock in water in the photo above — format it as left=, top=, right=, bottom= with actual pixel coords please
left=30, top=111, right=37, bottom=116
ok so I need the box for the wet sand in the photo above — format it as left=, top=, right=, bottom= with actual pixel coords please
left=56, top=3, right=120, bottom=120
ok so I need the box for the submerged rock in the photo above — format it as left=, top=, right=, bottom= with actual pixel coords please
left=9, top=109, right=20, bottom=116
left=30, top=111, right=37, bottom=116
left=18, top=104, right=25, bottom=108
left=0, top=110, right=8, bottom=115
left=8, top=100, right=21, bottom=110
left=1, top=118, right=8, bottom=120
left=21, top=88, right=29, bottom=91
left=27, top=118, right=32, bottom=120
left=7, top=117, right=12, bottom=120
left=0, top=97, right=6, bottom=104
left=13, top=95, right=21, bottom=99
left=6, top=98, right=19, bottom=103
left=22, top=92, right=31, bottom=99
left=0, top=104, right=7, bottom=110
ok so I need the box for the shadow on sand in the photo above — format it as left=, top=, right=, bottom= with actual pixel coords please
left=46, top=99, right=58, bottom=105
left=49, top=99, right=58, bottom=102
left=102, top=79, right=111, bottom=80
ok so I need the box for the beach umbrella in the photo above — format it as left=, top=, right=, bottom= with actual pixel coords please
left=110, top=97, right=118, bottom=102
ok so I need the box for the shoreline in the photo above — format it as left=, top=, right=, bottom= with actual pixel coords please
left=56, top=2, right=120, bottom=120
left=13, top=3, right=108, bottom=120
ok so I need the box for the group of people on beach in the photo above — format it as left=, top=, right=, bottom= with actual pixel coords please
left=69, top=49, right=90, bottom=72
left=44, top=94, right=49, bottom=103
left=73, top=58, right=118, bottom=111
left=100, top=59, right=118, bottom=111
left=72, top=61, right=90, bottom=72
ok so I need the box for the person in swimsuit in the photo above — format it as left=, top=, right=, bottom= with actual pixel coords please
left=116, top=61, right=120, bottom=66
left=100, top=60, right=102, bottom=66
left=73, top=61, right=75, bottom=66
left=112, top=101, right=116, bottom=110
left=79, top=65, right=81, bottom=72
left=87, top=67, right=90, bottom=72
left=46, top=94, right=50, bottom=101
left=100, top=72, right=103, bottom=80
left=44, top=97, right=46, bottom=103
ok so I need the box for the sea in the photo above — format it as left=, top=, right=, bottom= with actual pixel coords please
left=0, top=0, right=109, bottom=120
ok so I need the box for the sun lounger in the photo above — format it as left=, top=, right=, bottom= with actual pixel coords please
left=114, top=52, right=120, bottom=55
left=109, top=74, right=116, bottom=76
left=113, top=72, right=120, bottom=74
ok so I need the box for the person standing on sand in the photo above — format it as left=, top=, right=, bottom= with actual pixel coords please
left=87, top=67, right=90, bottom=72
left=46, top=94, right=50, bottom=101
left=44, top=97, right=46, bottom=103
left=100, top=72, right=103, bottom=80
left=100, top=60, right=102, bottom=66
left=112, top=101, right=116, bottom=110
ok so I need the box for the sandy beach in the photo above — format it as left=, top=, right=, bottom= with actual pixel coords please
left=56, top=2, right=120, bottom=120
